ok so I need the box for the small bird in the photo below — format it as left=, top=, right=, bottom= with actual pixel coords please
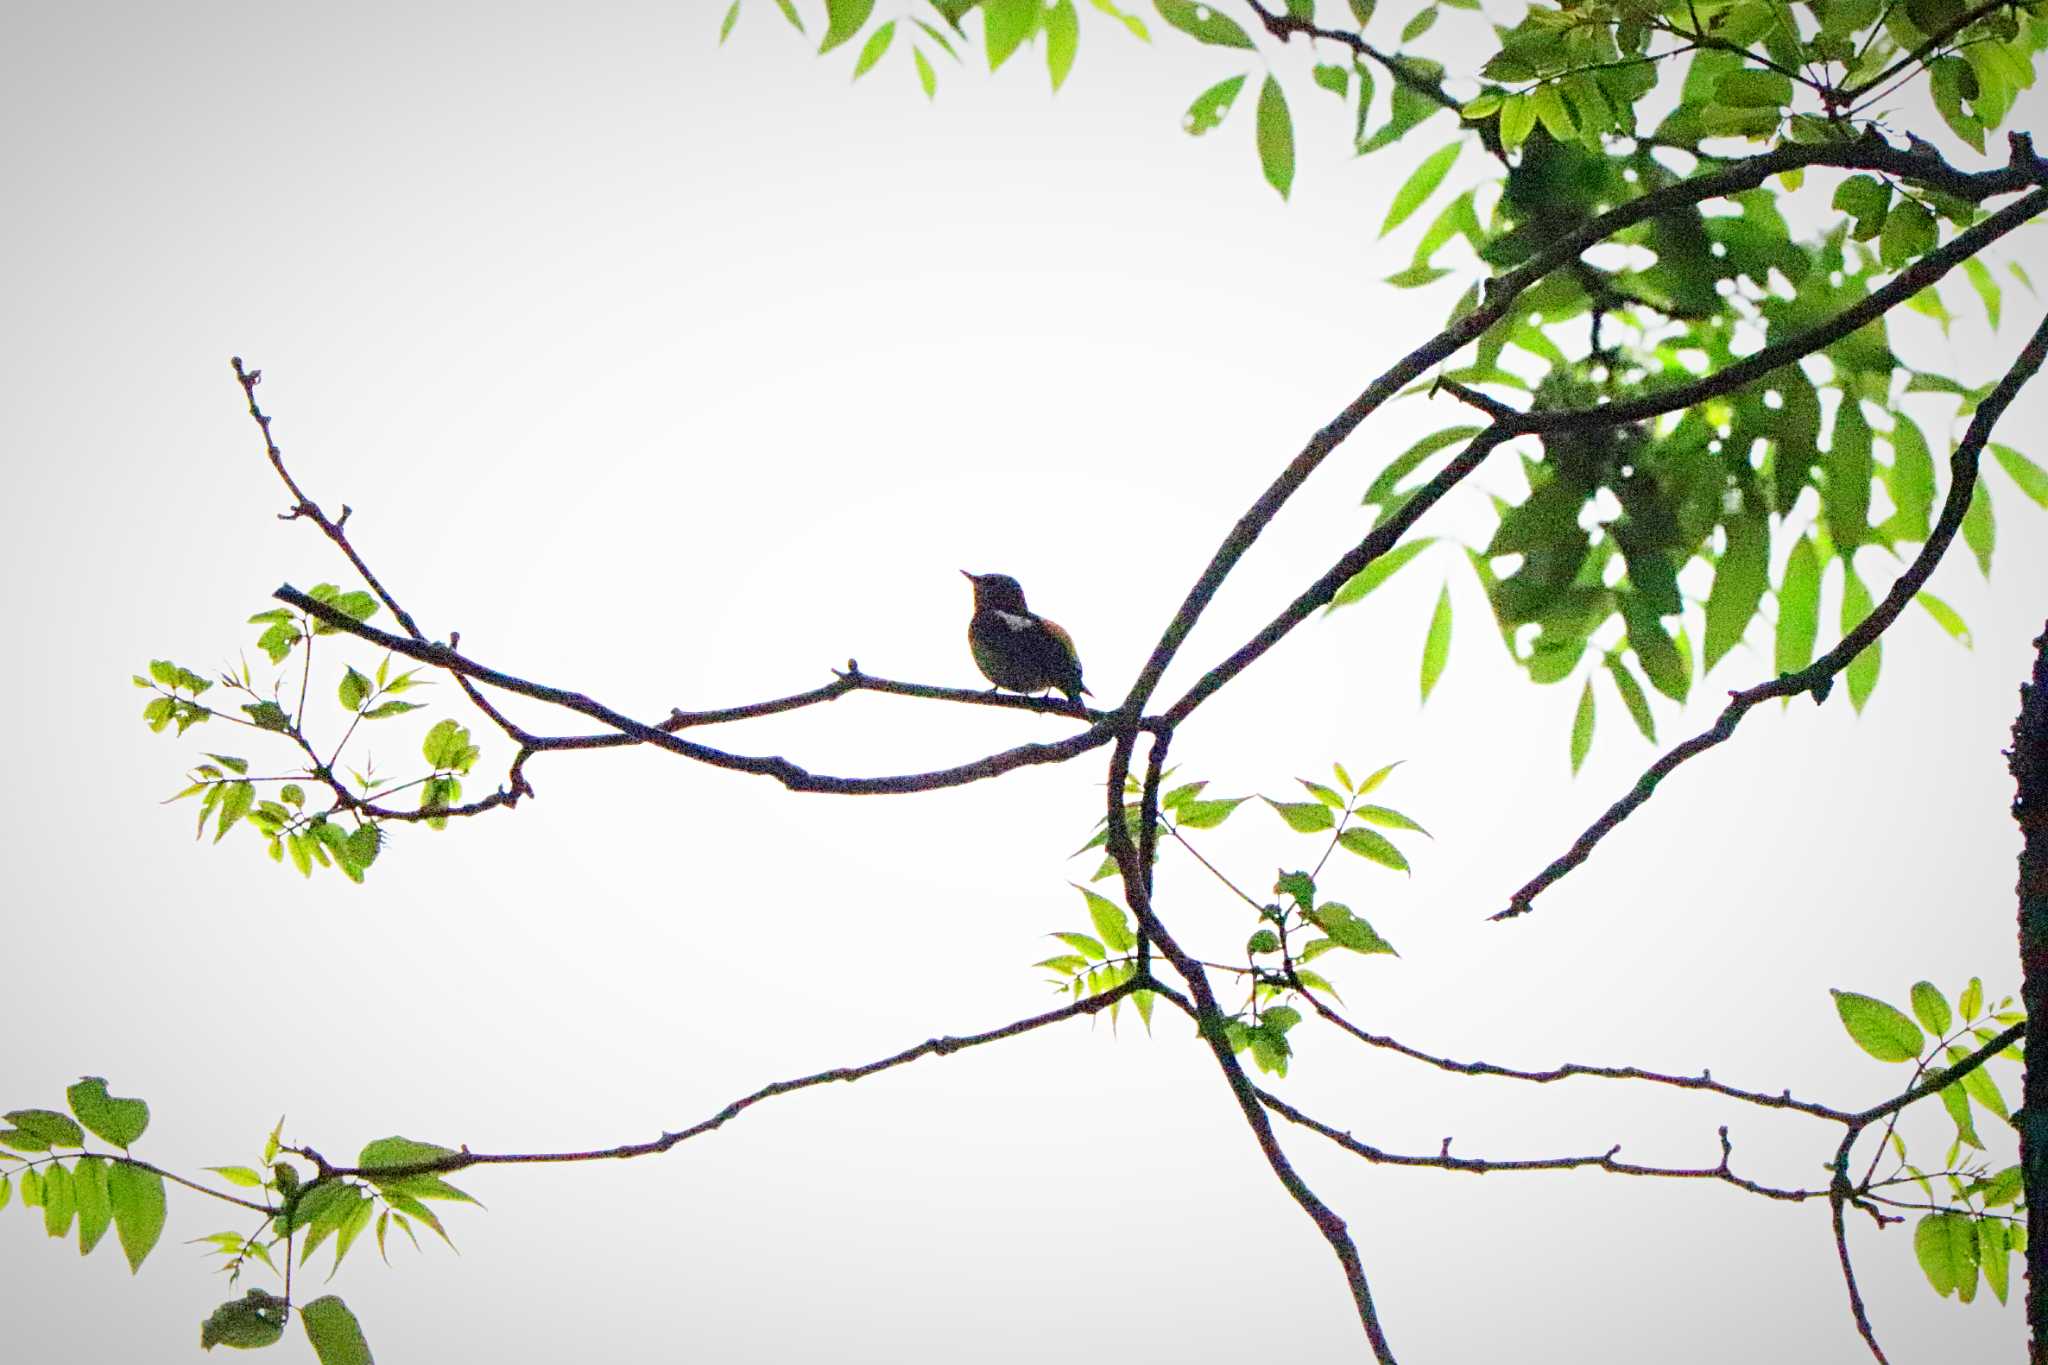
left=962, top=571, right=1089, bottom=707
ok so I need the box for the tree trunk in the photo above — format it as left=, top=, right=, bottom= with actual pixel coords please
left=2016, top=618, right=2048, bottom=1361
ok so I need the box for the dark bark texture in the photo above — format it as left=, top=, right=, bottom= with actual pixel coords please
left=2016, top=618, right=2048, bottom=1360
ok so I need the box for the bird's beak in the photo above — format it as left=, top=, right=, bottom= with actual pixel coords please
left=960, top=569, right=976, bottom=581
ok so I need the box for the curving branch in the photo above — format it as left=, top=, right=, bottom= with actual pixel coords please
left=1503, top=305, right=2048, bottom=918
left=287, top=978, right=1142, bottom=1185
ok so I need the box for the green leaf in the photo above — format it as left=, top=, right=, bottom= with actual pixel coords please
left=1329, top=537, right=1435, bottom=609
left=108, top=1160, right=167, bottom=1272
left=851, top=19, right=895, bottom=77
left=1915, top=1211, right=1978, bottom=1298
left=982, top=0, right=1038, bottom=70
left=1832, top=989, right=1924, bottom=1063
left=1183, top=74, right=1247, bottom=135
left=1045, top=0, right=1078, bottom=88
left=215, top=780, right=255, bottom=842
left=201, top=1291, right=289, bottom=1351
left=1255, top=76, right=1294, bottom=199
left=1910, top=981, right=1953, bottom=1035
left=1884, top=412, right=1936, bottom=542
left=1960, top=977, right=1984, bottom=1021
left=1381, top=141, right=1461, bottom=237
left=1176, top=796, right=1245, bottom=828
left=1951, top=1045, right=2010, bottom=1121
left=1620, top=594, right=1688, bottom=703
left=74, top=1156, right=112, bottom=1256
left=1155, top=0, right=1255, bottom=47
left=1368, top=429, right=1466, bottom=509
left=1879, top=198, right=1936, bottom=271
left=244, top=700, right=291, bottom=732
left=1419, top=583, right=1452, bottom=703
left=42, top=1161, right=75, bottom=1239
left=1337, top=826, right=1409, bottom=872
left=819, top=0, right=875, bottom=53
left=7, top=1109, right=85, bottom=1148
left=1993, top=444, right=2048, bottom=508
left=1298, top=779, right=1345, bottom=808
left=1825, top=398, right=1872, bottom=550
left=301, top=1295, right=374, bottom=1365
left=1962, top=475, right=1995, bottom=575
left=1841, top=560, right=1881, bottom=712
left=1353, top=761, right=1397, bottom=794
left=719, top=0, right=740, bottom=43
left=1080, top=888, right=1138, bottom=953
left=66, top=1078, right=149, bottom=1148
left=1351, top=804, right=1428, bottom=835
left=1833, top=174, right=1892, bottom=238
left=207, top=1166, right=266, bottom=1188
left=362, top=700, right=423, bottom=720
left=1570, top=676, right=1595, bottom=774
left=1982, top=1220, right=2011, bottom=1304
left=1263, top=797, right=1336, bottom=833
left=1775, top=536, right=1822, bottom=676
left=1090, top=0, right=1151, bottom=40
left=1915, top=591, right=1971, bottom=647
left=1312, top=62, right=1350, bottom=97
left=1305, top=901, right=1397, bottom=955
left=421, top=719, right=478, bottom=773
left=1962, top=256, right=2003, bottom=329
left=913, top=45, right=937, bottom=97
left=1051, top=931, right=1106, bottom=961
left=1703, top=509, right=1768, bottom=673
left=1714, top=68, right=1794, bottom=106
left=339, top=667, right=373, bottom=712
left=1383, top=263, right=1452, bottom=288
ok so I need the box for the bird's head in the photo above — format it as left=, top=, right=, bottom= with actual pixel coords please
left=962, top=571, right=1029, bottom=613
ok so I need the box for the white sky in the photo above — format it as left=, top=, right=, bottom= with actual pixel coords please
left=4, top=2, right=2047, bottom=1361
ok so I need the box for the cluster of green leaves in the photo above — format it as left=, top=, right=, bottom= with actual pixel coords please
left=2, top=1078, right=163, bottom=1275
left=138, top=582, right=489, bottom=883
left=1035, top=885, right=1159, bottom=1027
left=756, top=4, right=2048, bottom=778
left=8, top=1083, right=468, bottom=1362
left=722, top=0, right=1151, bottom=98
left=1831, top=978, right=2027, bottom=1304
left=1050, top=760, right=1420, bottom=1074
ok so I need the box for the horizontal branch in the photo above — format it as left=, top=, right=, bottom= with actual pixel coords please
left=1258, top=1090, right=1821, bottom=1200
left=276, top=586, right=1115, bottom=796
left=1303, top=993, right=1856, bottom=1122
left=1502, top=304, right=2048, bottom=918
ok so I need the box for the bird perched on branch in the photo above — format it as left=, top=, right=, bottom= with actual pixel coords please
left=961, top=571, right=1089, bottom=708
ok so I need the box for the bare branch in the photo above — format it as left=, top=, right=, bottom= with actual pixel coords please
left=312, top=980, right=1140, bottom=1183
left=1259, top=1092, right=1823, bottom=1200
left=1301, top=993, right=1857, bottom=1122
left=1503, top=306, right=2048, bottom=918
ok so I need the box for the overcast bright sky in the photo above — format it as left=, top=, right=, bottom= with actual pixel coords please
left=4, top=3, right=2047, bottom=1361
